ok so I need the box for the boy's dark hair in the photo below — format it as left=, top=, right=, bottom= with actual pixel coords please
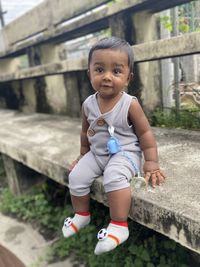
left=88, top=36, right=134, bottom=73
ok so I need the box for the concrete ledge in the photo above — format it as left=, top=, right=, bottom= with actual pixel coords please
left=0, top=110, right=80, bottom=184
left=0, top=0, right=194, bottom=58
left=0, top=31, right=200, bottom=82
left=134, top=31, right=200, bottom=62
left=0, top=109, right=199, bottom=254
left=3, top=0, right=109, bottom=47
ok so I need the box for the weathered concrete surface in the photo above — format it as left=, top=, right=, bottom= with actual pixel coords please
left=0, top=213, right=77, bottom=267
left=0, top=0, right=194, bottom=59
left=1, top=0, right=109, bottom=50
left=0, top=31, right=200, bottom=82
left=134, top=31, right=200, bottom=62
left=0, top=109, right=200, bottom=254
left=132, top=10, right=161, bottom=111
left=131, top=127, right=200, bottom=253
left=0, top=110, right=81, bottom=185
left=1, top=0, right=191, bottom=52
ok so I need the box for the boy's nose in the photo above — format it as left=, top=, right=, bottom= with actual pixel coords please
left=103, top=71, right=112, bottom=80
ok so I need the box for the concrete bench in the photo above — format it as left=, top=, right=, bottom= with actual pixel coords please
left=0, top=109, right=199, bottom=255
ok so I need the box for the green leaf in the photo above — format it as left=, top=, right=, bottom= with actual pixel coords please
left=128, top=244, right=138, bottom=255
left=133, top=258, right=144, bottom=267
left=140, top=249, right=150, bottom=262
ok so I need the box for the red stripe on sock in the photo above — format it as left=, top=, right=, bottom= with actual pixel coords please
left=108, top=234, right=120, bottom=245
left=76, top=211, right=90, bottom=216
left=71, top=222, right=78, bottom=233
left=110, top=220, right=128, bottom=227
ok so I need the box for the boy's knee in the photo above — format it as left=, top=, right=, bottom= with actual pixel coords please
left=68, top=171, right=75, bottom=187
left=68, top=171, right=80, bottom=194
left=103, top=167, right=131, bottom=193
left=68, top=171, right=90, bottom=196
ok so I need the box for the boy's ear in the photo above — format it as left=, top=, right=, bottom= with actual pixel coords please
left=129, top=72, right=134, bottom=81
left=125, top=72, right=134, bottom=87
left=87, top=69, right=91, bottom=79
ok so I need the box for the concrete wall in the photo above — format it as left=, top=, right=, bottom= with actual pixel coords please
left=181, top=55, right=200, bottom=83
left=132, top=11, right=161, bottom=111
left=2, top=10, right=161, bottom=116
left=1, top=0, right=109, bottom=50
left=0, top=0, right=199, bottom=116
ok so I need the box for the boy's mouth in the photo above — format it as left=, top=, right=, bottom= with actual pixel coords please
left=101, top=84, right=112, bottom=88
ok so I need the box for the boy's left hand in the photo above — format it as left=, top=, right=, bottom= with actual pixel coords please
left=143, top=161, right=166, bottom=188
left=144, top=169, right=166, bottom=188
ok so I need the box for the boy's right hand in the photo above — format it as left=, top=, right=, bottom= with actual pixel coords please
left=68, top=155, right=83, bottom=172
left=68, top=160, right=78, bottom=171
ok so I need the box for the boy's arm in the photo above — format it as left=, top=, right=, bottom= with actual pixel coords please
left=80, top=106, right=90, bottom=156
left=69, top=106, right=90, bottom=171
left=128, top=99, right=165, bottom=186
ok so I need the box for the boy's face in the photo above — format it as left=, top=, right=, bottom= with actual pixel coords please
left=88, top=48, right=133, bottom=99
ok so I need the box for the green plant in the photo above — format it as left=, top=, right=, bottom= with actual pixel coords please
left=160, top=15, right=173, bottom=32
left=0, top=182, right=73, bottom=239
left=150, top=108, right=200, bottom=130
left=0, top=156, right=5, bottom=176
left=0, top=181, right=192, bottom=267
left=160, top=2, right=200, bottom=34
left=160, top=15, right=190, bottom=33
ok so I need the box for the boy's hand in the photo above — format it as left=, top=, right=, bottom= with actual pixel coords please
left=68, top=155, right=83, bottom=172
left=143, top=161, right=166, bottom=188
left=144, top=169, right=166, bottom=188
left=68, top=160, right=78, bottom=171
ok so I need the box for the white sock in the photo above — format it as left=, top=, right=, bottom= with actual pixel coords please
left=62, top=213, right=91, bottom=238
left=94, top=221, right=129, bottom=255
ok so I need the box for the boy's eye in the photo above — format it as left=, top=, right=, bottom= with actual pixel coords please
left=113, top=68, right=122, bottom=74
left=95, top=67, right=104, bottom=73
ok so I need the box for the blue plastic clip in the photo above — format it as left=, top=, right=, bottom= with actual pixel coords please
left=107, top=136, right=120, bottom=155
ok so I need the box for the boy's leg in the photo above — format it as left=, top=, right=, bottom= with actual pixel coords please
left=62, top=194, right=91, bottom=238
left=71, top=193, right=90, bottom=213
left=107, top=187, right=131, bottom=221
left=94, top=187, right=131, bottom=255
left=63, top=151, right=102, bottom=238
left=95, top=152, right=139, bottom=255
